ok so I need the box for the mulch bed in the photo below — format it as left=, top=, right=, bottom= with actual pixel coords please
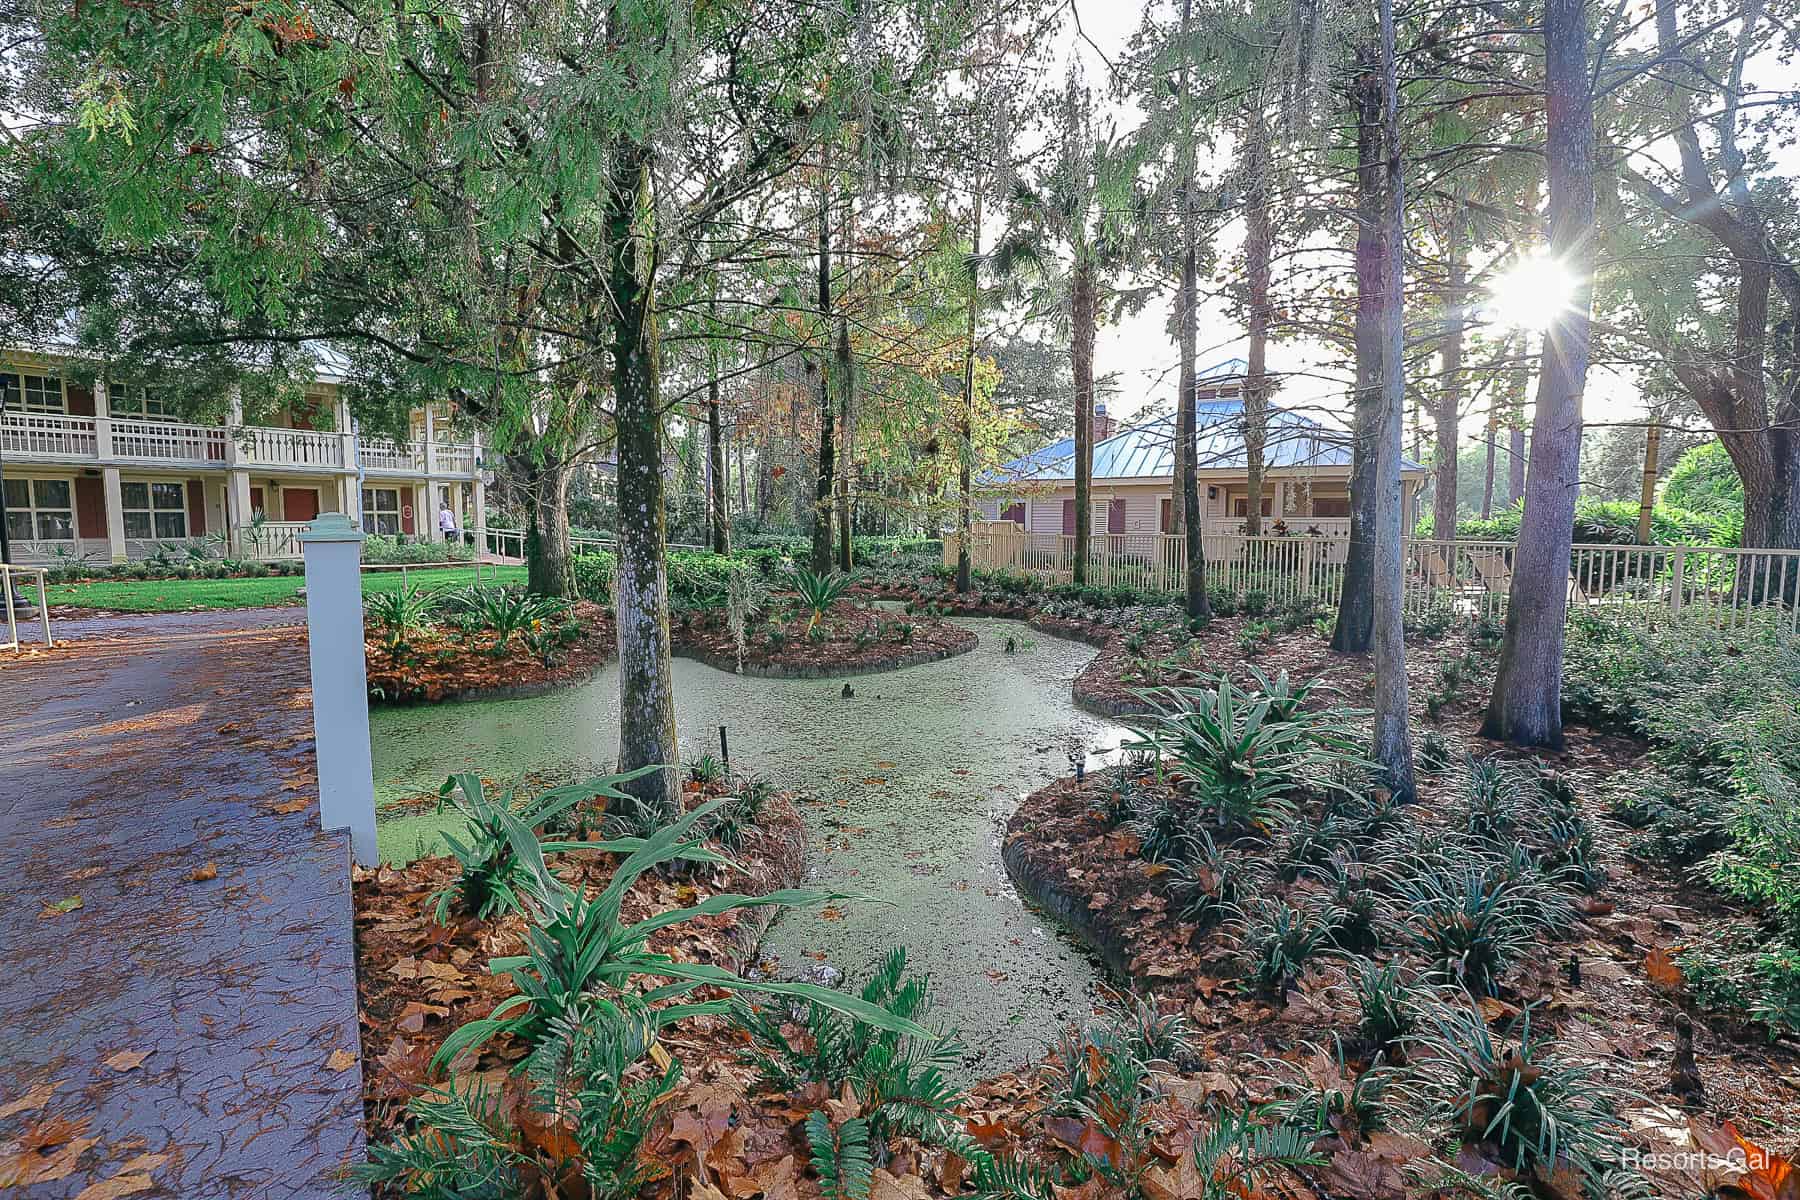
left=365, top=601, right=616, bottom=704
left=672, top=599, right=975, bottom=678
left=353, top=780, right=809, bottom=1137
left=1002, top=693, right=1800, bottom=1154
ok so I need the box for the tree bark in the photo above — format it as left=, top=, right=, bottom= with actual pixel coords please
left=956, top=188, right=983, bottom=593
left=1483, top=0, right=1594, bottom=749
left=607, top=137, right=680, bottom=815
left=836, top=314, right=855, bottom=572
left=1072, top=260, right=1096, bottom=586
left=1433, top=226, right=1466, bottom=541
left=1507, top=417, right=1526, bottom=507
left=1331, top=43, right=1385, bottom=656
left=1636, top=419, right=1660, bottom=544
left=707, top=376, right=730, bottom=554
left=518, top=451, right=574, bottom=598
left=1481, top=405, right=1499, bottom=518
left=811, top=183, right=836, bottom=574
left=1243, top=111, right=1272, bottom=538
left=1370, top=0, right=1414, bottom=799
left=1178, top=0, right=1209, bottom=620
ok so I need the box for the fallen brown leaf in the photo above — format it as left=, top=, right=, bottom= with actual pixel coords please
left=102, top=1050, right=151, bottom=1072
left=187, top=862, right=218, bottom=883
left=70, top=1174, right=154, bottom=1200
left=0, top=1079, right=61, bottom=1119
left=325, top=1048, right=358, bottom=1072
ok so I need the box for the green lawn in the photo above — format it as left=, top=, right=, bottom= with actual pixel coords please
left=44, top=564, right=527, bottom=613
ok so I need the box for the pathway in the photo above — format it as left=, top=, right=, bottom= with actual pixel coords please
left=0, top=609, right=366, bottom=1197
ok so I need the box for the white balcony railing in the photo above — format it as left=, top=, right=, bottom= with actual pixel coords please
left=111, top=417, right=229, bottom=463
left=361, top=438, right=425, bottom=472
left=2, top=412, right=99, bottom=459
left=1, top=411, right=475, bottom=476
left=239, top=426, right=345, bottom=469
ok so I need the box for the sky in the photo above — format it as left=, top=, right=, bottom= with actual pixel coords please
left=1048, top=0, right=1671, bottom=442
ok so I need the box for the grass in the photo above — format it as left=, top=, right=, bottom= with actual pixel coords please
left=43, top=565, right=528, bottom=613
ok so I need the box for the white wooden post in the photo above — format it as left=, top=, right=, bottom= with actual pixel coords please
left=299, top=513, right=378, bottom=866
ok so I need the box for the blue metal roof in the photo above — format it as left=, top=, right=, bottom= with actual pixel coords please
left=986, top=396, right=1424, bottom=485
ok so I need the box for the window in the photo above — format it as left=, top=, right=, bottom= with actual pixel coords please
left=4, top=478, right=74, bottom=541
left=122, top=481, right=188, bottom=540
left=1232, top=496, right=1274, bottom=518
left=1001, top=502, right=1025, bottom=526
left=0, top=370, right=65, bottom=414
left=363, top=487, right=401, bottom=536
left=1312, top=497, right=1351, bottom=518
left=108, top=382, right=176, bottom=420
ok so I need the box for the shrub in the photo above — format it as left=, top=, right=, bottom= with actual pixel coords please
left=792, top=566, right=854, bottom=630
left=366, top=582, right=437, bottom=662
left=1233, top=898, right=1333, bottom=1001
left=363, top=534, right=475, bottom=564
left=733, top=948, right=961, bottom=1143
left=1386, top=857, right=1567, bottom=997
left=436, top=796, right=929, bottom=1066
left=1127, top=674, right=1363, bottom=834
left=572, top=550, right=616, bottom=602
left=1350, top=958, right=1416, bottom=1052
left=1401, top=1003, right=1627, bottom=1187
left=1167, top=828, right=1249, bottom=928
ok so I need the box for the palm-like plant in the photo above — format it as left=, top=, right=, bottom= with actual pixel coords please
left=792, top=566, right=853, bottom=631
left=439, top=584, right=570, bottom=652
left=1127, top=675, right=1363, bottom=833
left=435, top=796, right=928, bottom=1069
left=366, top=582, right=438, bottom=662
left=431, top=767, right=706, bottom=922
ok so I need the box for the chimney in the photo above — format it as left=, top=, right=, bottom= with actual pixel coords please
left=1092, top=401, right=1115, bottom=442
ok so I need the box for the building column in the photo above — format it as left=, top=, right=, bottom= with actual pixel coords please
left=101, top=466, right=127, bottom=563
left=226, top=469, right=254, bottom=556
left=472, top=471, right=488, bottom=555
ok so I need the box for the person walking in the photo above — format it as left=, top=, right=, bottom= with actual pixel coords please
left=438, top=502, right=458, bottom=543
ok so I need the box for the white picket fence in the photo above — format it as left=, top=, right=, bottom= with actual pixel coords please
left=946, top=521, right=1800, bottom=634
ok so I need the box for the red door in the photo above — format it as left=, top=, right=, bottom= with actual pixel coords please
left=282, top=488, right=320, bottom=522
left=1107, top=497, right=1126, bottom=534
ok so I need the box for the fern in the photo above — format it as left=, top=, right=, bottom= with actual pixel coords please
left=350, top=1079, right=527, bottom=1196
left=806, top=1111, right=874, bottom=1200
left=1190, top=1107, right=1325, bottom=1200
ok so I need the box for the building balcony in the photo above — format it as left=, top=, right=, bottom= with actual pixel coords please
left=1, top=412, right=478, bottom=478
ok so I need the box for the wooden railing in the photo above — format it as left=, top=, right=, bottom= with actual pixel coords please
left=2, top=412, right=99, bottom=458
left=947, top=521, right=1800, bottom=634
left=361, top=437, right=425, bottom=472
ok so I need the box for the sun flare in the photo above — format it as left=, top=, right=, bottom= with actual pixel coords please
left=1485, top=252, right=1582, bottom=332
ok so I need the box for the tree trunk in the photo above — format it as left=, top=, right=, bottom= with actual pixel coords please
left=1332, top=43, right=1384, bottom=655
left=956, top=188, right=983, bottom=593
left=812, top=184, right=836, bottom=574
left=1636, top=418, right=1660, bottom=544
left=1483, top=0, right=1594, bottom=749
left=1481, top=405, right=1499, bottom=518
left=836, top=315, right=855, bottom=572
left=1370, top=0, right=1414, bottom=798
left=606, top=138, right=680, bottom=816
left=707, top=377, right=730, bottom=555
left=519, top=451, right=574, bottom=598
left=1072, top=260, right=1096, bottom=586
left=1243, top=113, right=1273, bottom=538
left=1507, top=418, right=1526, bottom=507
left=1178, top=0, right=1209, bottom=620
left=1433, top=226, right=1465, bottom=541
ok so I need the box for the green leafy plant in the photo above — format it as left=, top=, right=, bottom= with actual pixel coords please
left=1350, top=958, right=1416, bottom=1052
left=734, top=948, right=962, bottom=1143
left=1127, top=675, right=1362, bottom=834
left=1188, top=1107, right=1325, bottom=1200
left=435, top=796, right=929, bottom=1067
left=792, top=566, right=854, bottom=631
left=1234, top=897, right=1333, bottom=1002
left=806, top=1111, right=874, bottom=1200
left=1386, top=857, right=1565, bottom=997
left=441, top=584, right=570, bottom=652
left=1167, top=828, right=1248, bottom=929
left=1401, top=1003, right=1627, bottom=1187
left=430, top=770, right=666, bottom=922
left=367, top=581, right=438, bottom=663
left=686, top=753, right=725, bottom=785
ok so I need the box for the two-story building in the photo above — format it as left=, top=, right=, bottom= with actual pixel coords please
left=0, top=347, right=488, bottom=564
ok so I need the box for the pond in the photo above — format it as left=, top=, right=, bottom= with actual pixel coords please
left=368, top=616, right=1130, bottom=1073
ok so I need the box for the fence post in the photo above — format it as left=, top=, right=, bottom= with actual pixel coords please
left=1670, top=547, right=1686, bottom=614
left=299, top=513, right=379, bottom=867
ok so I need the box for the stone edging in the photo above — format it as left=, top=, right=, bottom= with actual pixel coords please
left=1000, top=815, right=1136, bottom=983
left=671, top=628, right=977, bottom=679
